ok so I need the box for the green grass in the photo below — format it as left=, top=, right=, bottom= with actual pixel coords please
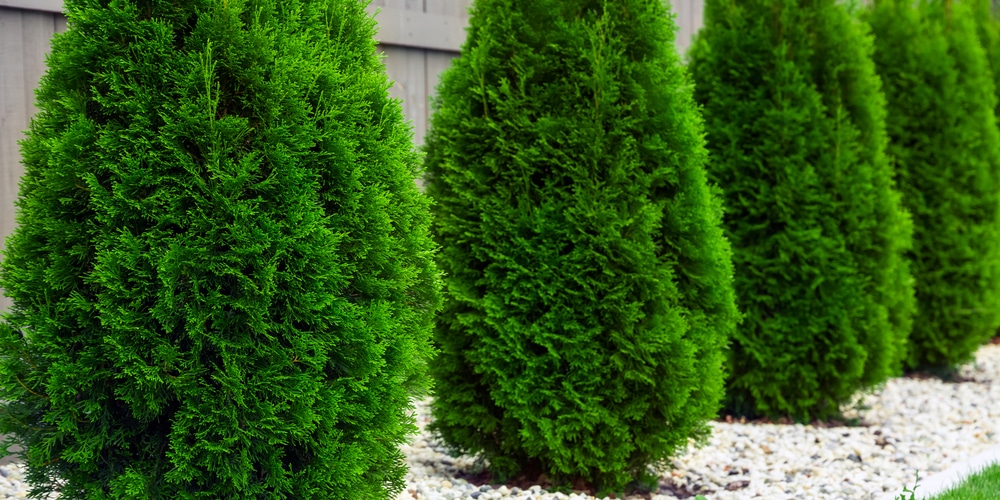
left=897, top=463, right=1000, bottom=500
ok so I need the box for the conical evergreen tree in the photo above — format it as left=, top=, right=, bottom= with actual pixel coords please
left=974, top=0, right=1000, bottom=344
left=0, top=0, right=440, bottom=498
left=687, top=0, right=915, bottom=421
left=864, top=0, right=1000, bottom=369
left=423, top=0, right=739, bottom=492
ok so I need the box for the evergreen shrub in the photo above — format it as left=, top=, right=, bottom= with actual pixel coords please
left=974, top=0, right=1000, bottom=344
left=423, top=0, right=739, bottom=493
left=0, top=0, right=440, bottom=498
left=864, top=0, right=1000, bottom=369
left=687, top=0, right=915, bottom=421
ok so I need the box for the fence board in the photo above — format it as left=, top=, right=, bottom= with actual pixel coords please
left=422, top=0, right=468, bottom=132
left=426, top=0, right=471, bottom=16
left=370, top=6, right=466, bottom=51
left=675, top=0, right=689, bottom=53
left=382, top=0, right=424, bottom=10
left=691, top=0, right=705, bottom=41
left=383, top=45, right=429, bottom=144
left=20, top=10, right=55, bottom=118
left=0, top=0, right=61, bottom=12
left=0, top=7, right=27, bottom=311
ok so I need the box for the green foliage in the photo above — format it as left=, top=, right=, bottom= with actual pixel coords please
left=973, top=0, right=1000, bottom=118
left=864, top=0, right=1000, bottom=369
left=0, top=0, right=440, bottom=498
left=423, top=0, right=739, bottom=493
left=688, top=0, right=915, bottom=421
left=974, top=0, right=1000, bottom=342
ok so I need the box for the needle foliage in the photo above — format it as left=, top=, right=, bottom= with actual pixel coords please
left=0, top=0, right=440, bottom=498
left=423, top=0, right=739, bottom=493
left=973, top=0, right=1000, bottom=118
left=688, top=0, right=915, bottom=421
left=864, top=0, right=1000, bottom=370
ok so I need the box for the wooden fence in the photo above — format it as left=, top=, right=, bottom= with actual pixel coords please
left=0, top=0, right=704, bottom=308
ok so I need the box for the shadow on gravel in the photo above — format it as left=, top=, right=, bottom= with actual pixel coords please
left=0, top=438, right=20, bottom=466
left=453, top=467, right=729, bottom=499
left=715, top=413, right=869, bottom=428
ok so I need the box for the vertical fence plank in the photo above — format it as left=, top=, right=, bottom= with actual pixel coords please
left=379, top=0, right=431, bottom=145
left=692, top=0, right=705, bottom=41
left=677, top=0, right=697, bottom=54
left=21, top=11, right=56, bottom=119
left=383, top=46, right=428, bottom=145
left=0, top=7, right=26, bottom=310
left=423, top=50, right=453, bottom=119
left=423, top=0, right=465, bottom=137
left=382, top=0, right=424, bottom=10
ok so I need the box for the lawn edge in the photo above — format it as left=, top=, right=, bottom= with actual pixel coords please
left=877, top=443, right=1000, bottom=500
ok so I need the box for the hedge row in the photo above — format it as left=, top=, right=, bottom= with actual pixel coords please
left=1, top=0, right=999, bottom=497
left=0, top=1, right=440, bottom=498
left=863, top=0, right=1000, bottom=369
left=687, top=0, right=914, bottom=421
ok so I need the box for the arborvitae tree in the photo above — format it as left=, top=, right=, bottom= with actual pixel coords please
left=423, top=0, right=739, bottom=493
left=865, top=0, right=1000, bottom=369
left=0, top=0, right=440, bottom=498
left=687, top=0, right=915, bottom=421
left=974, top=0, right=1000, bottom=344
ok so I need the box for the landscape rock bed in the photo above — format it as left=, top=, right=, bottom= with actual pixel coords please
left=0, top=344, right=997, bottom=499
left=396, top=343, right=1000, bottom=500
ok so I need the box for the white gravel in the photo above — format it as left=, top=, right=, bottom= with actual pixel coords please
left=395, top=343, right=1000, bottom=500
left=1, top=344, right=998, bottom=499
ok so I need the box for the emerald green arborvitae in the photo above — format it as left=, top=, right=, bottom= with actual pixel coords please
left=423, top=0, right=739, bottom=493
left=974, top=0, right=1000, bottom=342
left=687, top=0, right=915, bottom=421
left=865, top=0, right=1000, bottom=370
left=0, top=1, right=440, bottom=498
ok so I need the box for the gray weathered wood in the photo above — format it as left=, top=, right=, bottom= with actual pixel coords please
left=367, top=5, right=466, bottom=52
left=20, top=10, right=55, bottom=119
left=381, top=0, right=424, bottom=11
left=675, top=0, right=697, bottom=54
left=425, top=0, right=471, bottom=18
left=424, top=52, right=453, bottom=104
left=54, top=11, right=66, bottom=32
left=0, top=0, right=61, bottom=13
left=0, top=7, right=27, bottom=310
left=383, top=45, right=428, bottom=145
left=692, top=0, right=705, bottom=42
left=681, top=0, right=705, bottom=55
left=423, top=0, right=468, bottom=132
